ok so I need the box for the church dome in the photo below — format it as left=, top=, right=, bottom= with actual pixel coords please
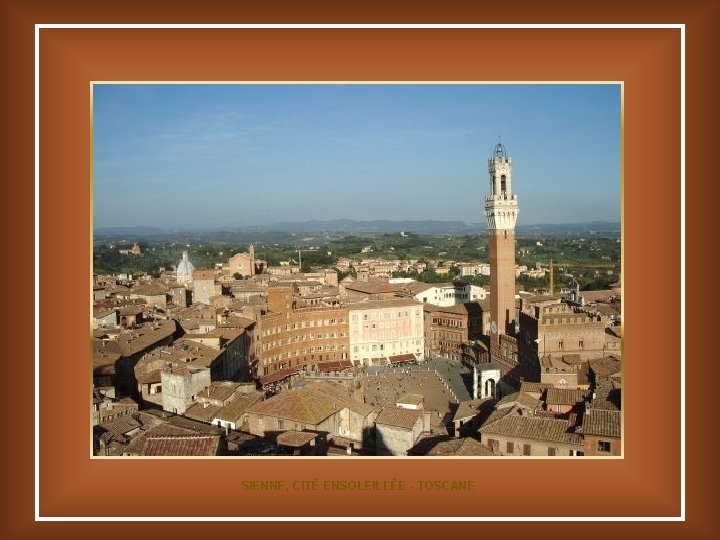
left=177, top=251, right=195, bottom=277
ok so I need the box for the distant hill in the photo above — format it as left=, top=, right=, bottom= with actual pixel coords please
left=93, top=220, right=621, bottom=239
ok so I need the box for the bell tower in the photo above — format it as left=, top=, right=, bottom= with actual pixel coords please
left=485, top=142, right=519, bottom=337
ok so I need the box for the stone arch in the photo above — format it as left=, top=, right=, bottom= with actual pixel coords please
left=484, top=378, right=496, bottom=399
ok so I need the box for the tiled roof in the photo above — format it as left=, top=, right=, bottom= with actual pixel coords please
left=389, top=353, right=416, bottom=364
left=579, top=408, right=621, bottom=438
left=496, top=392, right=541, bottom=411
left=316, top=360, right=354, bottom=373
left=132, top=283, right=168, bottom=296
left=93, top=350, right=122, bottom=370
left=118, top=305, right=144, bottom=316
left=99, top=416, right=141, bottom=438
left=453, top=398, right=494, bottom=422
left=142, top=435, right=221, bottom=456
left=214, top=392, right=263, bottom=423
left=113, top=320, right=177, bottom=357
left=184, top=402, right=223, bottom=423
left=375, top=406, right=422, bottom=430
left=590, top=398, right=620, bottom=411
left=589, top=357, right=622, bottom=378
left=136, top=369, right=162, bottom=384
left=545, top=388, right=588, bottom=406
left=480, top=415, right=583, bottom=446
left=196, top=381, right=242, bottom=403
left=258, top=366, right=299, bottom=386
left=427, top=437, right=495, bottom=456
left=248, top=383, right=344, bottom=425
left=519, top=382, right=553, bottom=395
left=276, top=430, right=318, bottom=448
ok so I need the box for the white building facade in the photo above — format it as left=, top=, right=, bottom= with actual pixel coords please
left=348, top=299, right=425, bottom=366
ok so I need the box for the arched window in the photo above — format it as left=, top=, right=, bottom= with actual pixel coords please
left=500, top=175, right=507, bottom=192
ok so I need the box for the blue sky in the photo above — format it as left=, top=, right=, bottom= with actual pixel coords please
left=93, top=83, right=621, bottom=229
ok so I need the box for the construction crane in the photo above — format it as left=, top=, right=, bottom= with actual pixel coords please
left=548, top=258, right=617, bottom=295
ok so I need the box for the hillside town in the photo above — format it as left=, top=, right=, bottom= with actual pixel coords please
left=92, top=143, right=621, bottom=457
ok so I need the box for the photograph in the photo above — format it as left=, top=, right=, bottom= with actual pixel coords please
left=26, top=19, right=691, bottom=524
left=91, top=83, right=622, bottom=459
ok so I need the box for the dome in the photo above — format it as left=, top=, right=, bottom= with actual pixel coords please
left=177, top=251, right=195, bottom=277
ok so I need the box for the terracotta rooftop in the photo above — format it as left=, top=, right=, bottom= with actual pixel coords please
left=519, top=382, right=553, bottom=395
left=427, top=437, right=495, bottom=456
left=142, top=435, right=221, bottom=456
left=375, top=406, right=423, bottom=430
left=249, top=382, right=373, bottom=425
left=276, top=430, right=318, bottom=448
left=99, top=415, right=141, bottom=438
left=258, top=366, right=299, bottom=387
left=496, top=392, right=542, bottom=411
left=545, top=388, right=588, bottom=406
left=453, top=398, right=495, bottom=422
left=480, top=415, right=583, bottom=446
left=214, top=391, right=264, bottom=423
left=389, top=353, right=416, bottom=364
left=316, top=360, right=354, bottom=373
left=248, top=383, right=340, bottom=425
left=579, top=408, right=621, bottom=438
left=183, top=402, right=223, bottom=423
left=110, top=320, right=176, bottom=357
left=132, top=283, right=168, bottom=296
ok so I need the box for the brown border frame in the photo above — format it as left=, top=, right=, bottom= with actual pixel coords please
left=3, top=0, right=716, bottom=536
left=41, top=25, right=682, bottom=518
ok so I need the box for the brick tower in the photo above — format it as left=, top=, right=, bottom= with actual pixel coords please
left=485, top=142, right=519, bottom=338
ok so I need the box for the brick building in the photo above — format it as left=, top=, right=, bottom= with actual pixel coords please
left=423, top=302, right=484, bottom=360
left=257, top=287, right=350, bottom=377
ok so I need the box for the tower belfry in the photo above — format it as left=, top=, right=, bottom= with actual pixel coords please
left=485, top=142, right=519, bottom=337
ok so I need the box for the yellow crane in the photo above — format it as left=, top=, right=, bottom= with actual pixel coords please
left=548, top=259, right=617, bottom=295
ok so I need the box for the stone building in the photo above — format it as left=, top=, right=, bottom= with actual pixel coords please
left=479, top=413, right=584, bottom=456
left=246, top=381, right=377, bottom=449
left=374, top=405, right=430, bottom=456
left=161, top=366, right=211, bottom=415
left=347, top=298, right=424, bottom=366
left=192, top=269, right=220, bottom=305
left=130, top=282, right=168, bottom=309
left=92, top=319, right=177, bottom=399
left=226, top=245, right=256, bottom=278
left=133, top=339, right=222, bottom=408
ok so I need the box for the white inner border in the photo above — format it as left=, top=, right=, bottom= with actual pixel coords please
left=34, top=23, right=685, bottom=522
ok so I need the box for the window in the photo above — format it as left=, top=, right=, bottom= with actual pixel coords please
left=597, top=441, right=611, bottom=453
left=523, top=444, right=531, bottom=456
left=506, top=442, right=514, bottom=454
left=547, top=447, right=556, bottom=456
left=579, top=340, right=584, bottom=349
left=558, top=340, right=564, bottom=350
